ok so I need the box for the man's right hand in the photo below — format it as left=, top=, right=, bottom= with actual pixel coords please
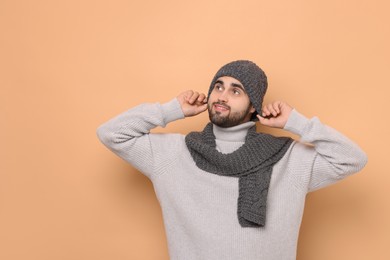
left=177, top=90, right=208, bottom=117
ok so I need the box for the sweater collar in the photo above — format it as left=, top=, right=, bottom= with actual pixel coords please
left=212, top=121, right=256, bottom=142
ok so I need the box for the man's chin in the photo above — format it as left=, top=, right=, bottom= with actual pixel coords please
left=209, top=114, right=230, bottom=127
left=207, top=104, right=253, bottom=127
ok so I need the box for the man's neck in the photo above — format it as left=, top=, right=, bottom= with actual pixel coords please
left=213, top=121, right=256, bottom=142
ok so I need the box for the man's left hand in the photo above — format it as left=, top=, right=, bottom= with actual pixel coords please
left=257, top=101, right=293, bottom=129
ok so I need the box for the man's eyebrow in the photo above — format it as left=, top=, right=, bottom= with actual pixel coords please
left=231, top=82, right=247, bottom=93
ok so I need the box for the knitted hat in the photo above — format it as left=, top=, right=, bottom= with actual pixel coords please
left=208, top=60, right=268, bottom=121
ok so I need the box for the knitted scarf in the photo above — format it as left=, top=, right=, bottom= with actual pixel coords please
left=185, top=123, right=293, bottom=228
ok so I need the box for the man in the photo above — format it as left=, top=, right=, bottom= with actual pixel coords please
left=97, top=60, right=367, bottom=260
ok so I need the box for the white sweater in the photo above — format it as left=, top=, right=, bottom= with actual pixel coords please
left=97, top=98, right=367, bottom=260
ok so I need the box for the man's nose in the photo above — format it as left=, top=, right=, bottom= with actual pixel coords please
left=218, top=90, right=228, bottom=102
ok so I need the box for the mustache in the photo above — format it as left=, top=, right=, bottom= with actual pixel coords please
left=212, top=102, right=230, bottom=110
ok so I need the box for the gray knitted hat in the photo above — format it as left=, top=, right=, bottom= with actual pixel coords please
left=208, top=60, right=268, bottom=121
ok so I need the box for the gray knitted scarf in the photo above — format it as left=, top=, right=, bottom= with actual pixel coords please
left=185, top=123, right=293, bottom=228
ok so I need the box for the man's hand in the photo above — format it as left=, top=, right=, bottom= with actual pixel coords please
left=177, top=90, right=208, bottom=117
left=257, top=101, right=293, bottom=129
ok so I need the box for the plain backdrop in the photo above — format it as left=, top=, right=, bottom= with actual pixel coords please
left=1, top=0, right=389, bottom=259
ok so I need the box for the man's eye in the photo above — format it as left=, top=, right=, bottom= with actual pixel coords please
left=233, top=89, right=240, bottom=95
left=215, top=85, right=223, bottom=91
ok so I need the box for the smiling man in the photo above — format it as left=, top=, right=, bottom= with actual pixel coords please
left=97, top=60, right=367, bottom=260
left=208, top=76, right=255, bottom=127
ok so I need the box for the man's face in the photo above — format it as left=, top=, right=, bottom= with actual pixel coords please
left=208, top=76, right=255, bottom=128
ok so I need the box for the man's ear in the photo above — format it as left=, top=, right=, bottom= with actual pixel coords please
left=249, top=105, right=256, bottom=113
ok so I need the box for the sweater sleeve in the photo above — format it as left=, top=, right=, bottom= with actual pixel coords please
left=283, top=109, right=368, bottom=192
left=96, top=98, right=185, bottom=178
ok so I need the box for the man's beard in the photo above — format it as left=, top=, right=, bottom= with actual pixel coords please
left=208, top=102, right=253, bottom=128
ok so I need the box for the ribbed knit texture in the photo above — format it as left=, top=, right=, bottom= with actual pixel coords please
left=185, top=122, right=293, bottom=227
left=96, top=98, right=367, bottom=260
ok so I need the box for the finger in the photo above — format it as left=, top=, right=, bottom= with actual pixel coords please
left=267, top=103, right=278, bottom=117
left=262, top=105, right=271, bottom=117
left=199, top=103, right=208, bottom=112
left=194, top=103, right=208, bottom=115
left=262, top=104, right=274, bottom=117
left=257, top=114, right=271, bottom=126
left=188, top=91, right=199, bottom=104
left=197, top=93, right=207, bottom=103
left=272, top=101, right=281, bottom=114
left=183, top=90, right=194, bottom=101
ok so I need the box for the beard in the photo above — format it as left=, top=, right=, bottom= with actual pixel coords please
left=208, top=102, right=253, bottom=128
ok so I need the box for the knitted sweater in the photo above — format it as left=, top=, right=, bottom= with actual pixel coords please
left=97, top=98, right=367, bottom=260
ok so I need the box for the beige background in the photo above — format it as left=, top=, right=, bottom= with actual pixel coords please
left=1, top=0, right=389, bottom=259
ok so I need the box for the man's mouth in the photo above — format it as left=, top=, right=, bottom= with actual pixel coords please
left=213, top=103, right=230, bottom=112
